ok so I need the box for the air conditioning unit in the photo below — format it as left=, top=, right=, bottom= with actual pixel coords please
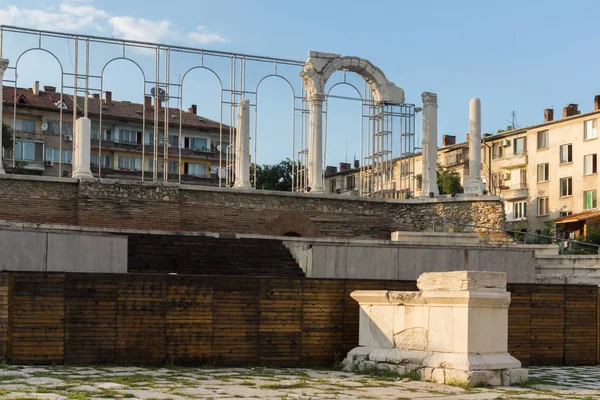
left=64, top=135, right=73, bottom=142
left=500, top=139, right=511, bottom=147
left=45, top=160, right=53, bottom=167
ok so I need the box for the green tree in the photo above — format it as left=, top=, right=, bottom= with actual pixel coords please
left=436, top=164, right=463, bottom=195
left=250, top=158, right=296, bottom=191
left=496, top=125, right=514, bottom=134
left=1, top=122, right=12, bottom=151
left=2, top=123, right=28, bottom=173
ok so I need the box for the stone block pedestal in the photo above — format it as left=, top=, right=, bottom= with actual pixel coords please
left=342, top=271, right=528, bottom=387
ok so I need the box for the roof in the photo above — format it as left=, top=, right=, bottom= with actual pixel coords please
left=488, top=109, right=600, bottom=140
left=2, top=86, right=232, bottom=134
left=554, top=209, right=600, bottom=224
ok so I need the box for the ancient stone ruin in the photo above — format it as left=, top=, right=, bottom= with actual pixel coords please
left=342, top=270, right=528, bottom=387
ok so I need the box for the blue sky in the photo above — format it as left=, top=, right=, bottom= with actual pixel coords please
left=1, top=0, right=600, bottom=166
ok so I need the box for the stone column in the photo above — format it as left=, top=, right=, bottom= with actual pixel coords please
left=308, top=93, right=325, bottom=194
left=464, top=98, right=484, bottom=195
left=72, top=117, right=93, bottom=179
left=233, top=99, right=251, bottom=189
left=0, top=59, right=9, bottom=175
left=421, top=92, right=439, bottom=196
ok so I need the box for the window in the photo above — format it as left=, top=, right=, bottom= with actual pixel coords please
left=10, top=141, right=43, bottom=161
left=400, top=162, right=410, bottom=176
left=168, top=135, right=179, bottom=147
left=537, top=163, right=549, bottom=182
left=329, top=179, right=337, bottom=193
left=45, top=121, right=73, bottom=136
left=492, top=143, right=503, bottom=159
left=584, top=119, right=597, bottom=140
left=584, top=154, right=597, bottom=175
left=537, top=197, right=549, bottom=216
left=537, top=130, right=549, bottom=149
left=513, top=137, right=526, bottom=155
left=117, top=156, right=142, bottom=170
left=513, top=201, right=527, bottom=220
left=9, top=118, right=35, bottom=133
left=117, top=129, right=141, bottom=144
left=559, top=177, right=572, bottom=197
left=560, top=211, right=572, bottom=217
left=185, top=137, right=208, bottom=150
left=346, top=175, right=356, bottom=190
left=45, top=148, right=72, bottom=164
left=510, top=169, right=527, bottom=189
left=560, top=144, right=572, bottom=164
left=90, top=154, right=112, bottom=167
left=91, top=127, right=112, bottom=141
left=584, top=190, right=597, bottom=210
left=144, top=131, right=166, bottom=145
left=168, top=161, right=178, bottom=174
left=185, top=163, right=206, bottom=177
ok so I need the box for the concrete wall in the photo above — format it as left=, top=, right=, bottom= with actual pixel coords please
left=0, top=227, right=127, bottom=273
left=536, top=255, right=600, bottom=275
left=284, top=238, right=537, bottom=283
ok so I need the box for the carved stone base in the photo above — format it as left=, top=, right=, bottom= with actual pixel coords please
left=342, top=347, right=528, bottom=387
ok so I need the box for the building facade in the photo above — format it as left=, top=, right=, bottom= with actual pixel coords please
left=2, top=83, right=232, bottom=185
left=325, top=95, right=600, bottom=235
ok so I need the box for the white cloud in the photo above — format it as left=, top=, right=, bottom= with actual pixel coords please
left=108, top=16, right=171, bottom=44
left=188, top=26, right=227, bottom=46
left=0, top=1, right=228, bottom=48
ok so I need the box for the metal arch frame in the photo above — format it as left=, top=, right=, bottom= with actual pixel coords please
left=323, top=80, right=365, bottom=195
left=99, top=56, right=147, bottom=179
left=0, top=25, right=417, bottom=197
left=254, top=73, right=297, bottom=190
left=12, top=47, right=65, bottom=175
left=178, top=65, right=224, bottom=186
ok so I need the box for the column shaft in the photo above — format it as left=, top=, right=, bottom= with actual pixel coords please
left=234, top=99, right=251, bottom=189
left=0, top=59, right=9, bottom=175
left=308, top=93, right=325, bottom=193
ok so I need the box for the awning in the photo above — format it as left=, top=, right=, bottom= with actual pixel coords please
left=554, top=209, right=600, bottom=224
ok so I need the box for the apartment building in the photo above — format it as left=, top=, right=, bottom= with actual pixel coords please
left=1, top=83, right=232, bottom=184
left=325, top=95, right=600, bottom=235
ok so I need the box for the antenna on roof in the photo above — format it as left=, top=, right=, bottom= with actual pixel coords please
left=505, top=111, right=520, bottom=130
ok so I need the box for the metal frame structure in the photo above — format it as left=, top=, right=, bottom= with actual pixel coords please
left=0, top=25, right=417, bottom=198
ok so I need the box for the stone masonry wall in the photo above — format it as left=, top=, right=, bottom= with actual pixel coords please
left=0, top=176, right=504, bottom=239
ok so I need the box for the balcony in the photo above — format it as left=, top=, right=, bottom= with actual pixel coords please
left=502, top=184, right=528, bottom=200
left=496, top=153, right=528, bottom=169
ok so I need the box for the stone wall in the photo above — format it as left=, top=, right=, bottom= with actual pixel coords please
left=0, top=175, right=505, bottom=239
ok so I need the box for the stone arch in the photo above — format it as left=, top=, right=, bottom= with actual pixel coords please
left=264, top=213, right=322, bottom=238
left=300, top=51, right=405, bottom=105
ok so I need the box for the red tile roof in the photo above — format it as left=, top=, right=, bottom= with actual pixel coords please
left=2, top=86, right=232, bottom=134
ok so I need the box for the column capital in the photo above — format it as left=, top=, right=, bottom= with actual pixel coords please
left=308, top=93, right=325, bottom=103
left=422, top=92, right=437, bottom=106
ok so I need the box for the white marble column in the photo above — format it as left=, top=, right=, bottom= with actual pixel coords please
left=464, top=98, right=485, bottom=195
left=308, top=93, right=325, bottom=194
left=0, top=59, right=9, bottom=175
left=233, top=99, right=251, bottom=189
left=72, top=117, right=93, bottom=179
left=421, top=92, right=439, bottom=196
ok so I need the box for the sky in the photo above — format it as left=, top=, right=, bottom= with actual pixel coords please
left=1, top=0, right=599, bottom=166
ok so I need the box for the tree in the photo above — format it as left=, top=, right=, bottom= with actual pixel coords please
left=1, top=122, right=12, bottom=151
left=436, top=164, right=463, bottom=195
left=416, top=165, right=464, bottom=195
left=1, top=123, right=28, bottom=173
left=496, top=125, right=514, bottom=134
left=250, top=158, right=296, bottom=191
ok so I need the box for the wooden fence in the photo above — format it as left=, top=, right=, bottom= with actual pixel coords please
left=0, top=273, right=597, bottom=366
